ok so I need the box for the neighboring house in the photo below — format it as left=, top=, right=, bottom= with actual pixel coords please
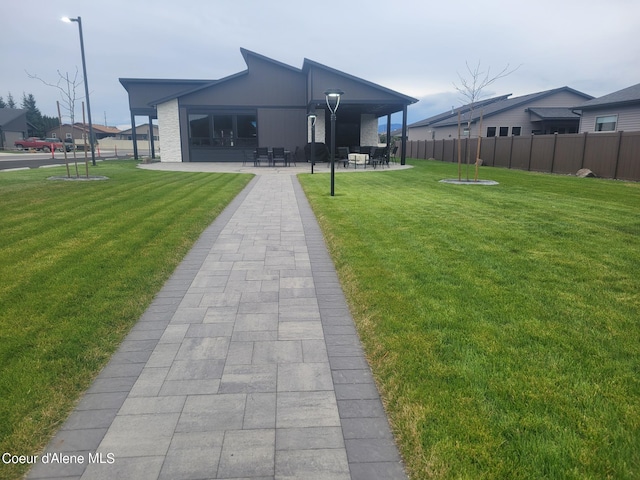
left=120, top=48, right=417, bottom=163
left=117, top=124, right=159, bottom=142
left=46, top=123, right=120, bottom=142
left=574, top=82, right=640, bottom=133
left=0, top=108, right=29, bottom=150
left=408, top=87, right=593, bottom=141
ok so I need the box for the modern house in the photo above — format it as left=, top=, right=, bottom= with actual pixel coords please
left=0, top=108, right=29, bottom=150
left=574, top=82, right=640, bottom=133
left=408, top=87, right=593, bottom=141
left=119, top=48, right=417, bottom=163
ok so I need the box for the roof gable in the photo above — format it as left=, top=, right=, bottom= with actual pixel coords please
left=119, top=48, right=417, bottom=118
left=302, top=58, right=417, bottom=107
left=147, top=48, right=306, bottom=106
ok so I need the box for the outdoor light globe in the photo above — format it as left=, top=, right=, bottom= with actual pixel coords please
left=324, top=89, right=344, bottom=114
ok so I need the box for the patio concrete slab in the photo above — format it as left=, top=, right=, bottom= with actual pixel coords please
left=27, top=170, right=407, bottom=480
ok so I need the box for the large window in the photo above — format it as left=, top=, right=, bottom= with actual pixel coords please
left=595, top=115, right=617, bottom=132
left=188, top=112, right=257, bottom=147
left=236, top=115, right=258, bottom=147
left=189, top=114, right=211, bottom=146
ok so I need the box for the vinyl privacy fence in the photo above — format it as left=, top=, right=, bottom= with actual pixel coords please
left=403, top=131, right=640, bottom=181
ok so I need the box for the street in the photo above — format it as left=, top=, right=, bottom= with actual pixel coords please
left=0, top=150, right=132, bottom=171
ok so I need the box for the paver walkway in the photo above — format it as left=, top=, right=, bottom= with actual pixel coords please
left=28, top=173, right=407, bottom=480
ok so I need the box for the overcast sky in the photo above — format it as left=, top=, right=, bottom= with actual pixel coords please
left=2, top=0, right=639, bottom=129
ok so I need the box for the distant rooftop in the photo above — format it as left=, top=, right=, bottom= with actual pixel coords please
left=574, top=82, right=640, bottom=110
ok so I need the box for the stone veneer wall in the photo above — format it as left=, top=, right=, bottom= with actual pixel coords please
left=157, top=99, right=182, bottom=162
left=360, top=114, right=379, bottom=146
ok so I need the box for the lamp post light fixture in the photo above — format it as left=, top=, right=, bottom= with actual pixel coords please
left=324, top=88, right=343, bottom=196
left=62, top=16, right=96, bottom=166
left=308, top=112, right=316, bottom=174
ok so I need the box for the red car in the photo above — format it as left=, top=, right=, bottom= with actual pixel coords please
left=14, top=137, right=66, bottom=152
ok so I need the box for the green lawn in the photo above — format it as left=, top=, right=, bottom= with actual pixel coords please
left=299, top=159, right=640, bottom=480
left=0, top=161, right=252, bottom=480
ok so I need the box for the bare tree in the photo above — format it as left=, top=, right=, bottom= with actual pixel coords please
left=453, top=61, right=520, bottom=181
left=26, top=68, right=83, bottom=127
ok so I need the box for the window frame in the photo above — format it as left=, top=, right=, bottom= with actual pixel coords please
left=188, top=110, right=257, bottom=148
left=595, top=114, right=617, bottom=132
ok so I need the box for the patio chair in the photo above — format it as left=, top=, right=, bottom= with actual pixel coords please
left=374, top=146, right=390, bottom=168
left=254, top=147, right=269, bottom=166
left=337, top=147, right=350, bottom=168
left=272, top=147, right=286, bottom=166
left=390, top=145, right=398, bottom=164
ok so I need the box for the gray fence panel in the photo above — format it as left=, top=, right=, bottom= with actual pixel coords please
left=616, top=132, right=640, bottom=181
left=552, top=134, right=585, bottom=174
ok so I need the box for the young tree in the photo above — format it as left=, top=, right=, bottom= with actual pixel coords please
left=26, top=69, right=82, bottom=128
left=0, top=96, right=5, bottom=108
left=453, top=61, right=520, bottom=180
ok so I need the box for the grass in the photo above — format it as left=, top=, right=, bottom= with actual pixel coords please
left=0, top=161, right=252, bottom=480
left=299, top=159, right=640, bottom=480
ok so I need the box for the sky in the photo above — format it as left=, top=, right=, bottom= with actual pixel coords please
left=2, top=0, right=639, bottom=129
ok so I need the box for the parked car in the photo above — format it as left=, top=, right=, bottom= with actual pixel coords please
left=44, top=138, right=73, bottom=152
left=14, top=137, right=65, bottom=152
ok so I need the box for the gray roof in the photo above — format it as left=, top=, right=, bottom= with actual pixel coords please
left=427, top=87, right=592, bottom=128
left=408, top=95, right=510, bottom=128
left=127, top=48, right=418, bottom=114
left=0, top=108, right=27, bottom=127
left=527, top=107, right=580, bottom=120
left=408, top=87, right=593, bottom=131
left=573, top=82, right=640, bottom=110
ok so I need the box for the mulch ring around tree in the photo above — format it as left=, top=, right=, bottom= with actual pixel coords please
left=439, top=179, right=499, bottom=185
left=47, top=176, right=109, bottom=181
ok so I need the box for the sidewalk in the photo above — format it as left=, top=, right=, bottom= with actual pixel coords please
left=28, top=173, right=407, bottom=479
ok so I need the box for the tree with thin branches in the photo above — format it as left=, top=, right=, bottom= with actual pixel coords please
left=453, top=61, right=520, bottom=181
left=26, top=68, right=83, bottom=129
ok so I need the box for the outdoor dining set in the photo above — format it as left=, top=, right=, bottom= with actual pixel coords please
left=337, top=145, right=398, bottom=169
left=249, top=144, right=398, bottom=168
left=251, top=147, right=294, bottom=167
left=304, top=143, right=398, bottom=169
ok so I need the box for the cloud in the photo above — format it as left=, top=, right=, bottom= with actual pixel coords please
left=2, top=0, right=638, bottom=127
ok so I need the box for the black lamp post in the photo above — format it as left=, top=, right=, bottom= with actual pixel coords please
left=308, top=112, right=316, bottom=174
left=324, top=89, right=343, bottom=196
left=62, top=16, right=96, bottom=166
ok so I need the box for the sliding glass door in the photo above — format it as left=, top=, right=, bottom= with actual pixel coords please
left=188, top=111, right=257, bottom=150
